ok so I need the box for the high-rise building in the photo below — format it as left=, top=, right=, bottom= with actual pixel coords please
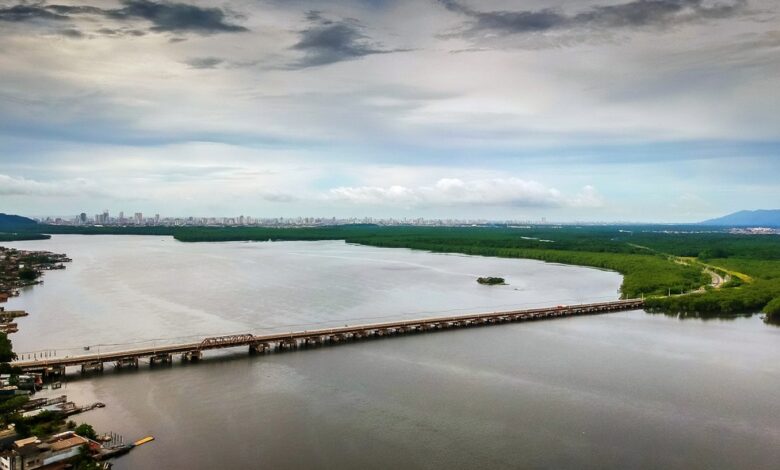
left=79, top=212, right=87, bottom=224
left=134, top=212, right=143, bottom=225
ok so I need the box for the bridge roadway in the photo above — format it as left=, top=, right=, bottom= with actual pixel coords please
left=14, top=299, right=644, bottom=375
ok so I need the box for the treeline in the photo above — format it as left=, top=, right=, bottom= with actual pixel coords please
left=645, top=279, right=780, bottom=319
left=0, top=233, right=50, bottom=242
left=620, top=232, right=780, bottom=260
left=645, top=255, right=780, bottom=322
left=30, top=225, right=176, bottom=236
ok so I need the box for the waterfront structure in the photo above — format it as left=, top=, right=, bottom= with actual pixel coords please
left=0, top=433, right=91, bottom=470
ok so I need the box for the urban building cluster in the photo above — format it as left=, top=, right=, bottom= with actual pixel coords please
left=728, top=227, right=780, bottom=235
left=37, top=211, right=550, bottom=228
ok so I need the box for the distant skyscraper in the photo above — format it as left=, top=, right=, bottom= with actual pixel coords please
left=79, top=212, right=87, bottom=224
left=134, top=212, right=143, bottom=225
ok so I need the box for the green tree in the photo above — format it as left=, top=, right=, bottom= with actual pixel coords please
left=18, top=267, right=38, bottom=282
left=0, top=333, right=16, bottom=362
left=74, top=423, right=97, bottom=440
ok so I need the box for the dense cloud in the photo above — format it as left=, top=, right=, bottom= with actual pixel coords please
left=0, top=0, right=777, bottom=220
left=439, top=0, right=746, bottom=40
left=0, top=4, right=68, bottom=22
left=107, top=0, right=247, bottom=33
left=0, top=0, right=247, bottom=35
left=0, top=174, right=103, bottom=197
left=328, top=178, right=604, bottom=208
left=290, top=11, right=405, bottom=68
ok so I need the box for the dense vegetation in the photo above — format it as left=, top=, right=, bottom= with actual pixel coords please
left=0, top=233, right=50, bottom=242
left=3, top=222, right=779, bottom=321
left=14, top=225, right=176, bottom=236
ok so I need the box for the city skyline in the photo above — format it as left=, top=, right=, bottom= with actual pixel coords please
left=1, top=0, right=779, bottom=222
left=36, top=208, right=556, bottom=227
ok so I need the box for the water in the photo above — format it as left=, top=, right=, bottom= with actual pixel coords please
left=4, top=236, right=780, bottom=469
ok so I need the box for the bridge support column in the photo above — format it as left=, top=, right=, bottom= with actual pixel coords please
left=328, top=334, right=342, bottom=343
left=81, top=362, right=103, bottom=374
left=278, top=339, right=297, bottom=350
left=249, top=343, right=270, bottom=354
left=150, top=354, right=172, bottom=366
left=44, top=365, right=66, bottom=379
left=182, top=351, right=202, bottom=361
left=115, top=357, right=139, bottom=369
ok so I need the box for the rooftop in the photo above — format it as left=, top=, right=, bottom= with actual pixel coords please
left=49, top=436, right=88, bottom=452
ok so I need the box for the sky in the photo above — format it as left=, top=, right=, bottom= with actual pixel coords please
left=0, top=0, right=778, bottom=222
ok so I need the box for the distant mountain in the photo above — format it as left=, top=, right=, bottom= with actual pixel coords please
left=700, top=210, right=780, bottom=227
left=0, top=213, right=38, bottom=229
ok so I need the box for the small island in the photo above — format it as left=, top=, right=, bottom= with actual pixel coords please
left=477, top=277, right=506, bottom=285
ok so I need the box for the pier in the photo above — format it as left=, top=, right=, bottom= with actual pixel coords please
left=13, top=299, right=643, bottom=376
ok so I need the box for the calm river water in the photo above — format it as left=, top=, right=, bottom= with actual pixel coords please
left=4, top=236, right=780, bottom=469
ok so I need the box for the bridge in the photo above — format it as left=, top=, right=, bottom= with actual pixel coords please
left=14, top=299, right=644, bottom=376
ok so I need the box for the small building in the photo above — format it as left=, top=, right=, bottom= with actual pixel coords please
left=0, top=434, right=90, bottom=470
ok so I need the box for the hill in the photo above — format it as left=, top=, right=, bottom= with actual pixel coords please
left=700, top=210, right=780, bottom=227
left=0, top=213, right=38, bottom=229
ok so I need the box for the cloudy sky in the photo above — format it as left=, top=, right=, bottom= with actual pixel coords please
left=1, top=0, right=778, bottom=222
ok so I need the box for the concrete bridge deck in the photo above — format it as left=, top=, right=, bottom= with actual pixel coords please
left=14, top=299, right=644, bottom=375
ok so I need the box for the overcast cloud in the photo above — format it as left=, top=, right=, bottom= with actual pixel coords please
left=0, top=0, right=778, bottom=222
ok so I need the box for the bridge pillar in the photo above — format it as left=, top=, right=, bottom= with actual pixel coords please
left=81, top=362, right=103, bottom=374
left=150, top=353, right=172, bottom=366
left=115, top=357, right=139, bottom=369
left=249, top=343, right=270, bottom=354
left=182, top=351, right=202, bottom=361
left=44, top=365, right=66, bottom=379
